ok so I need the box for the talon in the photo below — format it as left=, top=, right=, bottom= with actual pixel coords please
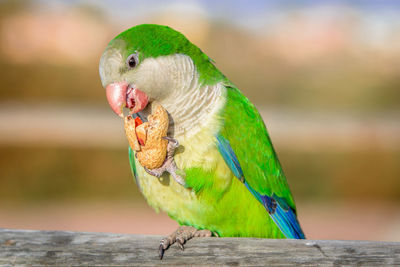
left=176, top=237, right=185, bottom=251
left=159, top=238, right=169, bottom=260
left=159, top=244, right=165, bottom=260
left=162, top=136, right=173, bottom=141
left=144, top=167, right=161, bottom=177
left=177, top=241, right=184, bottom=251
left=163, top=136, right=179, bottom=147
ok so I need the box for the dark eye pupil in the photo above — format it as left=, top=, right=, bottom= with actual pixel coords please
left=128, top=57, right=136, bottom=68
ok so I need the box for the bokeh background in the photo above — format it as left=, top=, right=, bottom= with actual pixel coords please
left=1, top=0, right=400, bottom=241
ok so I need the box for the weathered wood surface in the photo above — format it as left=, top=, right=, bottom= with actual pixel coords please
left=0, top=228, right=399, bottom=266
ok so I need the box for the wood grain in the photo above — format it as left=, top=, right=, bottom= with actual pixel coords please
left=1, top=228, right=399, bottom=266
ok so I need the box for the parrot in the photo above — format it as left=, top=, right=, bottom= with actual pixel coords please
left=99, top=24, right=305, bottom=259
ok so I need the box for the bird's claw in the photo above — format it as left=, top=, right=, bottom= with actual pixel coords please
left=159, top=243, right=165, bottom=260
left=162, top=136, right=179, bottom=146
left=177, top=242, right=184, bottom=251
left=144, top=136, right=187, bottom=187
left=144, top=167, right=162, bottom=177
left=159, top=237, right=171, bottom=260
left=176, top=237, right=185, bottom=251
left=158, top=226, right=213, bottom=260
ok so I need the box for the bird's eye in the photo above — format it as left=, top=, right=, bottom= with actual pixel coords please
left=126, top=53, right=139, bottom=69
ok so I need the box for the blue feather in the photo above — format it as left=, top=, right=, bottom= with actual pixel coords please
left=216, top=134, right=305, bottom=239
left=216, top=135, right=244, bottom=181
left=262, top=195, right=305, bottom=239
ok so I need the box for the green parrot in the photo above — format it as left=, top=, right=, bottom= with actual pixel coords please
left=99, top=24, right=305, bottom=258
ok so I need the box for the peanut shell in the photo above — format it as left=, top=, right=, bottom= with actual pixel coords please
left=124, top=102, right=169, bottom=169
left=124, top=116, right=141, bottom=151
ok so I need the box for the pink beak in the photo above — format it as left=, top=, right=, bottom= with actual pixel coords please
left=105, top=81, right=149, bottom=117
left=106, top=81, right=129, bottom=117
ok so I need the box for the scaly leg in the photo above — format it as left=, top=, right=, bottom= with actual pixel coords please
left=159, top=226, right=213, bottom=259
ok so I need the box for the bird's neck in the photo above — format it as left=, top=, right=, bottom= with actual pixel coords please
left=159, top=55, right=225, bottom=138
left=163, top=83, right=224, bottom=138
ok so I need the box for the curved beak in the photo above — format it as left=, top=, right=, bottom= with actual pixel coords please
left=105, top=81, right=149, bottom=117
left=106, top=81, right=129, bottom=117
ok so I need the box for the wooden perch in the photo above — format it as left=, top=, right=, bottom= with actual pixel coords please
left=0, top=228, right=399, bottom=266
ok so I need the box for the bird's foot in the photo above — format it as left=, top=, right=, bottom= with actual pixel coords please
left=144, top=136, right=187, bottom=187
left=159, top=226, right=213, bottom=260
left=144, top=166, right=163, bottom=177
left=163, top=136, right=179, bottom=153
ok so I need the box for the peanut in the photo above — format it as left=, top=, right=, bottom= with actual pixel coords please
left=124, top=102, right=169, bottom=169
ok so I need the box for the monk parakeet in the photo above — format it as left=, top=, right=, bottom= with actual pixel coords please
left=99, top=24, right=305, bottom=259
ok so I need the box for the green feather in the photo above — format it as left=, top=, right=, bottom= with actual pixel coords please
left=128, top=147, right=140, bottom=190
left=183, top=166, right=285, bottom=238
left=109, top=24, right=225, bottom=85
left=219, top=84, right=296, bottom=209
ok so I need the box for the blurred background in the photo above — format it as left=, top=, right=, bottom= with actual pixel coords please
left=1, top=0, right=399, bottom=241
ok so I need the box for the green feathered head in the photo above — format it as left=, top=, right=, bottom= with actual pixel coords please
left=99, top=24, right=223, bottom=117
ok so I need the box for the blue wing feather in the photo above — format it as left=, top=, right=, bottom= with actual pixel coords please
left=216, top=134, right=305, bottom=239
left=216, top=135, right=244, bottom=181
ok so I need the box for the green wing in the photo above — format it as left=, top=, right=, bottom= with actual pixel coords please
left=220, top=85, right=295, bottom=207
left=217, top=85, right=304, bottom=238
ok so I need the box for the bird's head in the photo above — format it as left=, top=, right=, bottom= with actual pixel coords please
left=99, top=24, right=222, bottom=118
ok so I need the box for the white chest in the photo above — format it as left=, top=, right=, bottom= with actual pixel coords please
left=135, top=84, right=227, bottom=217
